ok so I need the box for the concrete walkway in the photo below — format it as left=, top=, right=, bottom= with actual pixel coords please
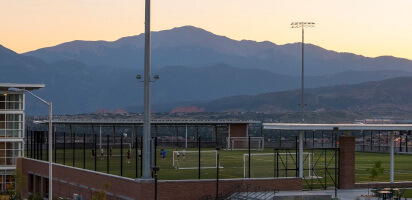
left=276, top=188, right=411, bottom=200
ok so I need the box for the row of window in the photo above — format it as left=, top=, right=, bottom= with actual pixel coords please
left=0, top=114, right=23, bottom=137
left=0, top=114, right=23, bottom=122
left=0, top=170, right=13, bottom=192
left=0, top=94, right=23, bottom=110
left=0, top=142, right=23, bottom=166
left=0, top=94, right=22, bottom=102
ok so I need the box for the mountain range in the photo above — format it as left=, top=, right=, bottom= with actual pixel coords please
left=190, top=77, right=412, bottom=113
left=1, top=26, right=412, bottom=115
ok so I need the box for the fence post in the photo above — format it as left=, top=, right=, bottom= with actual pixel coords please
left=40, top=131, right=43, bottom=160
left=198, top=136, right=201, bottom=179
left=33, top=131, right=36, bottom=159
left=274, top=148, right=276, bottom=177
left=63, top=132, right=66, bottom=165
left=135, top=135, right=138, bottom=178
left=276, top=148, right=279, bottom=177
left=154, top=137, right=157, bottom=168
left=73, top=133, right=75, bottom=167
left=94, top=134, right=97, bottom=171
left=30, top=131, right=33, bottom=158
left=107, top=135, right=109, bottom=174
left=295, top=136, right=298, bottom=177
left=83, top=133, right=86, bottom=169
left=121, top=134, right=123, bottom=176
left=47, top=130, right=49, bottom=161
left=140, top=136, right=143, bottom=177
left=248, top=136, right=251, bottom=178
left=54, top=130, right=57, bottom=163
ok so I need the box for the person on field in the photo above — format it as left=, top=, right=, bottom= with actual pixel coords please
left=161, top=149, right=167, bottom=160
left=182, top=148, right=186, bottom=161
left=92, top=149, right=96, bottom=159
left=109, top=147, right=113, bottom=158
left=175, top=149, right=180, bottom=160
left=126, top=149, right=131, bottom=163
left=100, top=148, right=104, bottom=160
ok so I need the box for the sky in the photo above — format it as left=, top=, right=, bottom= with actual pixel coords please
left=1, top=0, right=412, bottom=60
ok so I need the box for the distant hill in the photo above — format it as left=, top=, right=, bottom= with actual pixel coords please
left=192, top=77, right=412, bottom=113
left=24, top=26, right=412, bottom=76
left=2, top=43, right=412, bottom=115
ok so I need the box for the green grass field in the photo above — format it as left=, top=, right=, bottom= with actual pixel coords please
left=27, top=148, right=412, bottom=188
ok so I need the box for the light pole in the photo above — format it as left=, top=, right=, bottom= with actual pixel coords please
left=291, top=22, right=315, bottom=180
left=9, top=88, right=52, bottom=200
left=290, top=22, right=315, bottom=123
left=141, top=0, right=152, bottom=180
left=136, top=73, right=159, bottom=180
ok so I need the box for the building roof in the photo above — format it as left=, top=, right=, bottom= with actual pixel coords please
left=35, top=119, right=261, bottom=125
left=263, top=123, right=412, bottom=131
left=0, top=83, right=45, bottom=91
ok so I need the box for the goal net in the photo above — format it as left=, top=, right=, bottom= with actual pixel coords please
left=243, top=152, right=315, bottom=178
left=173, top=150, right=223, bottom=169
left=100, top=143, right=132, bottom=157
left=227, top=137, right=264, bottom=151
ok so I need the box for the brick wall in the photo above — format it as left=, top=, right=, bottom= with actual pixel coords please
left=230, top=124, right=247, bottom=137
left=339, top=136, right=355, bottom=189
left=18, top=158, right=301, bottom=200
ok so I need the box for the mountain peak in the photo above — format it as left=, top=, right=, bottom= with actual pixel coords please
left=0, top=44, right=18, bottom=56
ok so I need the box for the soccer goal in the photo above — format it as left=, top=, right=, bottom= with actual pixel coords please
left=226, top=137, right=264, bottom=151
left=243, top=152, right=315, bottom=178
left=100, top=143, right=132, bottom=157
left=173, top=150, right=223, bottom=169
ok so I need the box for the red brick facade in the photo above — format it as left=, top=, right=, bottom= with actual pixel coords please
left=339, top=136, right=355, bottom=189
left=230, top=124, right=248, bottom=137
left=18, top=158, right=301, bottom=200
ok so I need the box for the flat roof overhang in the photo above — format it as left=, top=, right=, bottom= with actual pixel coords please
left=263, top=123, right=412, bottom=131
left=0, top=83, right=45, bottom=91
left=35, top=120, right=261, bottom=126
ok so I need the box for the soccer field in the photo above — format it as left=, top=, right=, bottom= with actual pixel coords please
left=27, top=148, right=412, bottom=184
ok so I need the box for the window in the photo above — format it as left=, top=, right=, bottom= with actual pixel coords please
left=0, top=94, right=23, bottom=110
left=0, top=170, right=15, bottom=192
left=28, top=174, right=34, bottom=193
left=0, top=142, right=23, bottom=166
left=0, top=114, right=23, bottom=138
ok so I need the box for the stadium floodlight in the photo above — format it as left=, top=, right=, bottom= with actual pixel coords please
left=290, top=22, right=315, bottom=123
left=9, top=87, right=53, bottom=200
left=291, top=22, right=315, bottom=178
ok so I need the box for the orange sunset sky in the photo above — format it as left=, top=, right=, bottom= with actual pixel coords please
left=1, top=0, right=412, bottom=60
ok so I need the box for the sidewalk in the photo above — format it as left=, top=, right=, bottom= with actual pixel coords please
left=277, top=188, right=411, bottom=200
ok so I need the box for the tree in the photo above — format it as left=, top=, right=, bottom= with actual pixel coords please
left=10, top=170, right=27, bottom=200
left=366, top=160, right=384, bottom=196
left=366, top=160, right=385, bottom=181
